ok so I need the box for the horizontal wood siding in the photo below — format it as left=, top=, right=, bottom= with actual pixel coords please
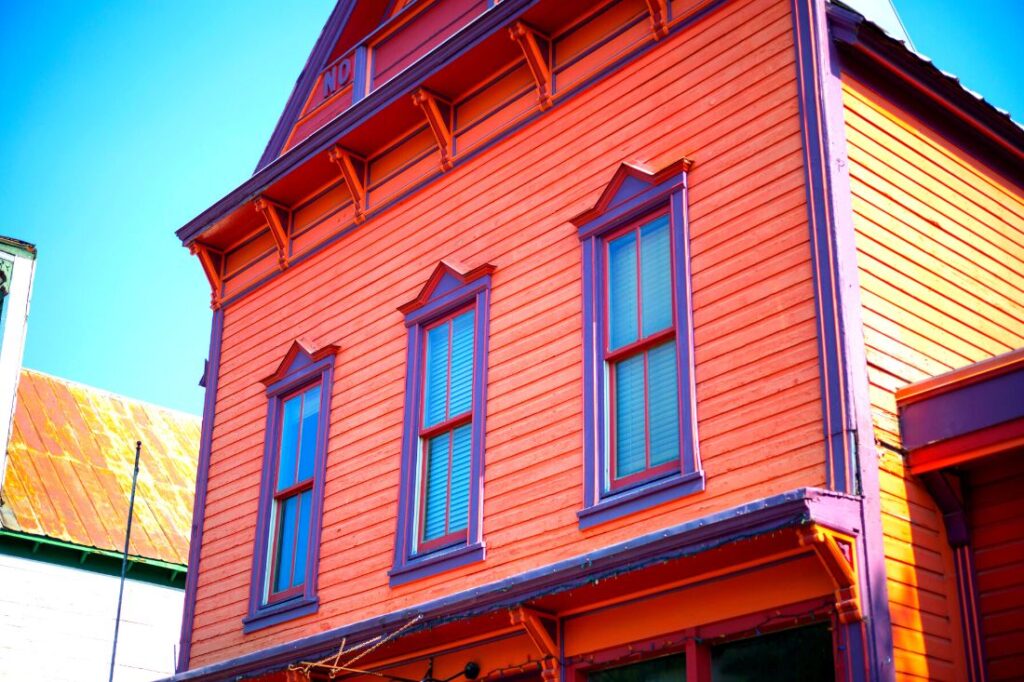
left=842, top=77, right=1024, bottom=682
left=967, top=450, right=1024, bottom=681
left=189, top=0, right=824, bottom=665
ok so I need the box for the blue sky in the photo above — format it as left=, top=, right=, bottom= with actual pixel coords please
left=0, top=0, right=1020, bottom=415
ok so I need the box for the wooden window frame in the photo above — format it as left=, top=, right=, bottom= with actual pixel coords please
left=390, top=262, right=493, bottom=587
left=244, top=342, right=336, bottom=633
left=575, top=160, right=703, bottom=530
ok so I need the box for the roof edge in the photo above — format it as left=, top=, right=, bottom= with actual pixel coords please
left=828, top=3, right=1024, bottom=167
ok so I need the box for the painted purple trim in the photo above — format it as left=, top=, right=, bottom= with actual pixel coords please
left=921, top=471, right=969, bottom=546
left=176, top=309, right=223, bottom=673
left=576, top=166, right=702, bottom=528
left=791, top=1, right=894, bottom=680
left=257, top=0, right=358, bottom=171
left=388, top=541, right=485, bottom=587
left=245, top=349, right=336, bottom=632
left=161, top=488, right=858, bottom=682
left=899, top=366, right=1024, bottom=451
left=577, top=471, right=704, bottom=530
left=183, top=0, right=733, bottom=315
left=390, top=270, right=491, bottom=586
left=179, top=0, right=539, bottom=245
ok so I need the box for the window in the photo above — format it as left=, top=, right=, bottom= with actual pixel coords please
left=391, top=261, right=492, bottom=586
left=574, top=160, right=703, bottom=529
left=245, top=340, right=336, bottom=632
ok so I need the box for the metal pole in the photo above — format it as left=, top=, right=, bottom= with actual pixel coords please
left=109, top=440, right=142, bottom=682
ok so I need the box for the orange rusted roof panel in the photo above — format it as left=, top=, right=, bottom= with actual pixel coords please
left=1, top=369, right=201, bottom=565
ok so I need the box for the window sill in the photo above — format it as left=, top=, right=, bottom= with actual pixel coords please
left=577, top=470, right=705, bottom=530
left=242, top=594, right=319, bottom=633
left=389, top=541, right=485, bottom=587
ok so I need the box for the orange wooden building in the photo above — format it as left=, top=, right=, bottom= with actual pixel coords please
left=167, top=1, right=1024, bottom=681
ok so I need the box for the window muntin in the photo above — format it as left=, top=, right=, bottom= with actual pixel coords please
left=416, top=308, right=475, bottom=553
left=266, top=383, right=321, bottom=601
left=604, top=214, right=680, bottom=493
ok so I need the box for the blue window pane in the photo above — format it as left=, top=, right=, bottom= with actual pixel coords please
left=423, top=323, right=450, bottom=427
left=608, top=231, right=638, bottom=350
left=614, top=354, right=646, bottom=478
left=276, top=395, right=302, bottom=491
left=448, top=424, right=472, bottom=533
left=449, top=311, right=475, bottom=416
left=273, top=495, right=298, bottom=593
left=292, top=490, right=312, bottom=589
left=647, top=341, right=679, bottom=466
left=297, top=385, right=320, bottom=482
left=640, top=216, right=673, bottom=337
left=423, top=433, right=450, bottom=541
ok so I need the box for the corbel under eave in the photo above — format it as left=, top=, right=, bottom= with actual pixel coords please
left=798, top=524, right=862, bottom=624
left=412, top=88, right=454, bottom=171
left=644, top=0, right=669, bottom=39
left=253, top=196, right=291, bottom=270
left=328, top=145, right=367, bottom=222
left=188, top=241, right=224, bottom=310
left=508, top=21, right=552, bottom=110
left=509, top=606, right=559, bottom=681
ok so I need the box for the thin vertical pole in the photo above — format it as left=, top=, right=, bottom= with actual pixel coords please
left=109, top=440, right=142, bottom=682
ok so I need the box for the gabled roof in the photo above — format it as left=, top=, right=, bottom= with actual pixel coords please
left=256, top=0, right=414, bottom=172
left=0, top=369, right=201, bottom=566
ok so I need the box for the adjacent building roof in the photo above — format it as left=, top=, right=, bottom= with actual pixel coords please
left=0, top=368, right=201, bottom=566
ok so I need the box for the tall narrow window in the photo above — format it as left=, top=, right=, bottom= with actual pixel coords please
left=391, top=261, right=493, bottom=586
left=267, top=383, right=321, bottom=600
left=418, top=308, right=475, bottom=552
left=245, top=341, right=336, bottom=632
left=574, top=160, right=703, bottom=529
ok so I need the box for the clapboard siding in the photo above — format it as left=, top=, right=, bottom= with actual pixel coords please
left=843, top=76, right=1024, bottom=682
left=189, top=0, right=826, bottom=665
left=968, top=451, right=1024, bottom=681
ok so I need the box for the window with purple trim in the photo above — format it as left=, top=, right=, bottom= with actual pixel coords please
left=245, top=341, right=335, bottom=632
left=391, top=262, right=492, bottom=586
left=574, top=160, right=703, bottom=529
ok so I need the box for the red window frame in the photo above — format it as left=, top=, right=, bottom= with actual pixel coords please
left=415, top=305, right=475, bottom=554
left=603, top=209, right=680, bottom=492
left=265, top=382, right=320, bottom=604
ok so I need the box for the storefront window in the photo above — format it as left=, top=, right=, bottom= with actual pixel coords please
left=710, top=624, right=833, bottom=681
left=588, top=653, right=686, bottom=681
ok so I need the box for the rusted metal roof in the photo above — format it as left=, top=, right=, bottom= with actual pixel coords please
left=0, top=369, right=200, bottom=565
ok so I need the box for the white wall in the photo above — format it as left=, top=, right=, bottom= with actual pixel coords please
left=0, top=553, right=183, bottom=681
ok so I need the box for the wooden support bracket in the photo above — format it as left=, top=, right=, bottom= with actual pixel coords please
left=510, top=607, right=559, bottom=681
left=798, top=525, right=862, bottom=624
left=188, top=242, right=224, bottom=310
left=328, top=146, right=367, bottom=222
left=644, top=0, right=669, bottom=39
left=508, top=21, right=552, bottom=110
left=254, top=196, right=291, bottom=270
left=412, top=88, right=454, bottom=171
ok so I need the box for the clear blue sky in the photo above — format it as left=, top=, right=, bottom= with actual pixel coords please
left=0, top=0, right=1020, bottom=415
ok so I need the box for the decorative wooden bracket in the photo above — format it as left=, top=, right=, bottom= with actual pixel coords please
left=328, top=146, right=367, bottom=222
left=254, top=196, right=291, bottom=270
left=644, top=0, right=669, bottom=39
left=508, top=22, right=552, bottom=110
left=509, top=607, right=559, bottom=681
left=412, top=88, right=454, bottom=171
left=188, top=242, right=224, bottom=310
left=798, top=525, right=862, bottom=624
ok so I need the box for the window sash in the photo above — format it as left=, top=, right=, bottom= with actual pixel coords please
left=603, top=213, right=681, bottom=492
left=416, top=307, right=476, bottom=554
left=266, top=382, right=321, bottom=601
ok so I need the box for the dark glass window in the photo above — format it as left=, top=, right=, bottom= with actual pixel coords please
left=711, top=624, right=833, bottom=681
left=588, top=654, right=687, bottom=681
